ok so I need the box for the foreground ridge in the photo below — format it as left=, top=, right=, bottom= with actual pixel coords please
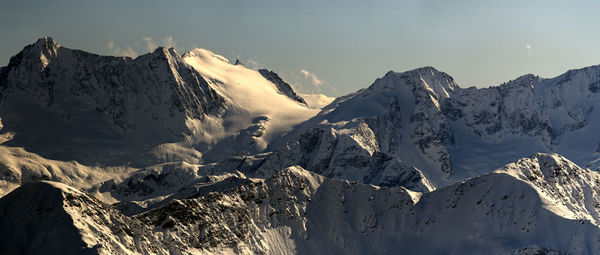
left=2, top=155, right=600, bottom=254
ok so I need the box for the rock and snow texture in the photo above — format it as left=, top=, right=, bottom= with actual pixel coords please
left=0, top=181, right=167, bottom=255
left=6, top=38, right=600, bottom=254
left=272, top=64, right=600, bottom=188
left=258, top=69, right=307, bottom=105
left=269, top=67, right=459, bottom=187
left=4, top=156, right=600, bottom=254
left=0, top=37, right=225, bottom=165
left=256, top=123, right=435, bottom=192
left=181, top=49, right=319, bottom=160
left=0, top=145, right=132, bottom=198
left=0, top=37, right=318, bottom=166
left=400, top=153, right=600, bottom=254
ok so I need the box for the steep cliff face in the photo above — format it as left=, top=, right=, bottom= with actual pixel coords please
left=446, top=65, right=600, bottom=179
left=0, top=37, right=228, bottom=165
left=267, top=67, right=458, bottom=187
left=255, top=123, right=434, bottom=192
left=270, top=64, right=600, bottom=187
left=0, top=38, right=319, bottom=166
left=4, top=37, right=600, bottom=254
left=258, top=69, right=307, bottom=105
left=0, top=181, right=167, bottom=255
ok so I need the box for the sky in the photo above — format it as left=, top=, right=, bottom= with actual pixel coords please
left=1, top=0, right=600, bottom=96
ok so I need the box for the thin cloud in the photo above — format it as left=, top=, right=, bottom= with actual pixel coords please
left=144, top=36, right=177, bottom=52
left=300, top=69, right=323, bottom=86
left=283, top=70, right=338, bottom=97
left=526, top=44, right=532, bottom=50
left=107, top=40, right=115, bottom=50
left=247, top=59, right=260, bottom=69
left=162, top=36, right=177, bottom=49
left=143, top=37, right=158, bottom=52
left=107, top=39, right=137, bottom=58
left=118, top=47, right=137, bottom=58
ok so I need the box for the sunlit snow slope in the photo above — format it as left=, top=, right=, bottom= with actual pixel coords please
left=0, top=37, right=320, bottom=166
left=273, top=65, right=600, bottom=188
left=181, top=49, right=319, bottom=161
left=3, top=155, right=600, bottom=254
left=4, top=37, right=600, bottom=255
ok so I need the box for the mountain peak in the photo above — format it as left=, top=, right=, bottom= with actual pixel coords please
left=258, top=69, right=307, bottom=105
left=408, top=65, right=439, bottom=74
left=150, top=46, right=178, bottom=57
left=182, top=48, right=230, bottom=65
left=377, top=66, right=458, bottom=98
left=33, top=36, right=59, bottom=49
left=500, top=74, right=541, bottom=89
left=498, top=153, right=581, bottom=181
left=5, top=37, right=62, bottom=72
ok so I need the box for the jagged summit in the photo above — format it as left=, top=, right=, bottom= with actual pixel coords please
left=5, top=155, right=600, bottom=254
left=383, top=66, right=440, bottom=76
left=382, top=66, right=449, bottom=80
left=500, top=153, right=580, bottom=178
left=2, top=36, right=61, bottom=73
left=6, top=37, right=600, bottom=254
left=150, top=45, right=176, bottom=55
left=499, top=73, right=542, bottom=89
left=0, top=38, right=226, bottom=164
left=182, top=47, right=231, bottom=64
left=0, top=181, right=164, bottom=254
left=373, top=66, right=458, bottom=99
left=32, top=36, right=59, bottom=49
left=278, top=59, right=600, bottom=188
left=258, top=68, right=307, bottom=105
left=0, top=38, right=319, bottom=166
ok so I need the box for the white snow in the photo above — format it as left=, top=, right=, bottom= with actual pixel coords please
left=298, top=93, right=335, bottom=109
left=5, top=38, right=600, bottom=254
left=183, top=49, right=320, bottom=146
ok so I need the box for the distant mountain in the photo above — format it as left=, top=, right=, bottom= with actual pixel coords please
left=0, top=37, right=318, bottom=166
left=4, top=37, right=600, bottom=254
left=268, top=65, right=600, bottom=188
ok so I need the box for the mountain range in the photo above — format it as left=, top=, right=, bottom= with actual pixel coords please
left=2, top=37, right=600, bottom=254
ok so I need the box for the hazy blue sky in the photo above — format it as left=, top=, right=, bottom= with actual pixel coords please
left=2, top=0, right=600, bottom=96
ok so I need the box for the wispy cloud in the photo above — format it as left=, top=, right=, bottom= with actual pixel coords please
left=525, top=43, right=533, bottom=55
left=163, top=36, right=176, bottom=48
left=143, top=37, right=158, bottom=52
left=144, top=36, right=177, bottom=52
left=280, top=70, right=338, bottom=97
left=118, top=47, right=137, bottom=58
left=300, top=69, right=323, bottom=86
left=107, top=39, right=137, bottom=58
left=247, top=59, right=260, bottom=69
left=107, top=40, right=115, bottom=50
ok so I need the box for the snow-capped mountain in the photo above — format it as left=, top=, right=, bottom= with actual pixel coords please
left=3, top=154, right=600, bottom=254
left=446, top=66, right=600, bottom=175
left=4, top=37, right=600, bottom=254
left=258, top=69, right=307, bottom=105
left=0, top=37, right=319, bottom=166
left=0, top=37, right=224, bottom=165
left=271, top=65, right=600, bottom=188
left=266, top=67, right=459, bottom=187
left=180, top=48, right=319, bottom=162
